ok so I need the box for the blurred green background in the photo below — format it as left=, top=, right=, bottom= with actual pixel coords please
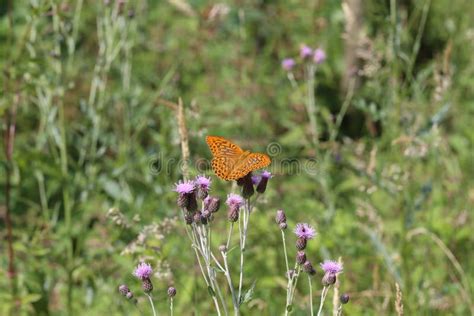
left=1, top=0, right=473, bottom=315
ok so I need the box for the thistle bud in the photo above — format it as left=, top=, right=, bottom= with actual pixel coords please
left=275, top=209, right=286, bottom=224
left=142, top=278, right=153, bottom=293
left=168, top=286, right=177, bottom=298
left=193, top=211, right=203, bottom=224
left=228, top=207, right=239, bottom=222
left=296, top=251, right=306, bottom=265
left=340, top=293, right=350, bottom=304
left=303, top=260, right=315, bottom=275
left=204, top=196, right=221, bottom=213
left=256, top=170, right=271, bottom=193
left=296, top=237, right=307, bottom=250
left=322, top=273, right=336, bottom=286
left=184, top=212, right=193, bottom=225
left=279, top=222, right=288, bottom=230
left=241, top=173, right=254, bottom=198
left=119, top=285, right=130, bottom=296
left=126, top=291, right=134, bottom=299
left=186, top=193, right=198, bottom=213
left=218, top=244, right=227, bottom=252
left=202, top=210, right=211, bottom=220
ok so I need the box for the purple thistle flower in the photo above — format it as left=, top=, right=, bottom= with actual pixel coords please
left=294, top=223, right=316, bottom=240
left=261, top=170, right=272, bottom=179
left=174, top=180, right=195, bottom=195
left=300, top=44, right=313, bottom=59
left=320, top=260, right=343, bottom=275
left=251, top=175, right=261, bottom=185
left=226, top=193, right=244, bottom=208
left=256, top=170, right=272, bottom=193
left=195, top=175, right=211, bottom=191
left=313, top=48, right=326, bottom=64
left=133, top=262, right=153, bottom=280
left=282, top=58, right=296, bottom=71
left=168, top=286, right=177, bottom=298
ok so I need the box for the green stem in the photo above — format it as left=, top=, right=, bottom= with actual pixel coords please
left=146, top=294, right=157, bottom=316
left=308, top=275, right=314, bottom=316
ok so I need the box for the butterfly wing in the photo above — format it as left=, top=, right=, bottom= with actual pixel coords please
left=227, top=152, right=271, bottom=180
left=211, top=156, right=238, bottom=180
left=206, top=136, right=243, bottom=158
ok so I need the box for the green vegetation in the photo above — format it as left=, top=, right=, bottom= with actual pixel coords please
left=1, top=0, right=473, bottom=315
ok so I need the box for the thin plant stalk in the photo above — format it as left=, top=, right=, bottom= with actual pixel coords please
left=308, top=275, right=314, bottom=316
left=146, top=294, right=157, bottom=316
left=170, top=298, right=174, bottom=316
left=317, top=286, right=330, bottom=316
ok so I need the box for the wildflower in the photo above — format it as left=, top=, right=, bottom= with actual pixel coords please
left=300, top=44, right=313, bottom=59
left=296, top=251, right=306, bottom=265
left=313, top=48, right=326, bottom=64
left=168, top=286, right=177, bottom=298
left=251, top=175, right=261, bottom=185
left=275, top=209, right=287, bottom=224
left=174, top=180, right=197, bottom=212
left=226, top=193, right=244, bottom=209
left=294, top=223, right=316, bottom=240
left=279, top=222, right=288, bottom=230
left=134, top=262, right=153, bottom=280
left=340, top=293, right=350, bottom=304
left=320, top=260, right=343, bottom=275
left=195, top=175, right=211, bottom=199
left=303, top=260, right=316, bottom=275
left=204, top=196, right=220, bottom=213
left=256, top=170, right=271, bottom=193
left=282, top=58, right=296, bottom=71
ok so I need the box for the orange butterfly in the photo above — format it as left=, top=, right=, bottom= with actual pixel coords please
left=206, top=136, right=271, bottom=181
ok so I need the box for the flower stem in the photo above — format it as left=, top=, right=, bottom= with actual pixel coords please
left=317, top=286, right=329, bottom=316
left=170, top=298, right=174, bottom=316
left=308, top=275, right=314, bottom=316
left=146, top=294, right=157, bottom=316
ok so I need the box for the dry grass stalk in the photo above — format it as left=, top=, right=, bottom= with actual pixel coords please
left=395, top=282, right=404, bottom=316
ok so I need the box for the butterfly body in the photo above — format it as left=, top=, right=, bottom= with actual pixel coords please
left=206, top=136, right=271, bottom=180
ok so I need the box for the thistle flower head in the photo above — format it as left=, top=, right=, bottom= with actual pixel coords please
left=320, top=260, right=343, bottom=275
left=340, top=293, right=350, bottom=304
left=296, top=251, right=307, bottom=265
left=226, top=193, right=244, bottom=208
left=168, top=286, right=177, bottom=298
left=195, top=175, right=211, bottom=191
left=275, top=209, right=287, bottom=224
left=282, top=58, right=296, bottom=71
left=294, top=223, right=316, bottom=240
left=303, top=260, right=316, bottom=275
left=133, top=262, right=153, bottom=280
left=251, top=175, right=261, bottom=185
left=313, top=48, right=326, bottom=64
left=261, top=170, right=272, bottom=179
left=174, top=180, right=195, bottom=195
left=300, top=44, right=313, bottom=59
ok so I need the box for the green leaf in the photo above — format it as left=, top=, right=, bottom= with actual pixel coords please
left=240, top=280, right=256, bottom=306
